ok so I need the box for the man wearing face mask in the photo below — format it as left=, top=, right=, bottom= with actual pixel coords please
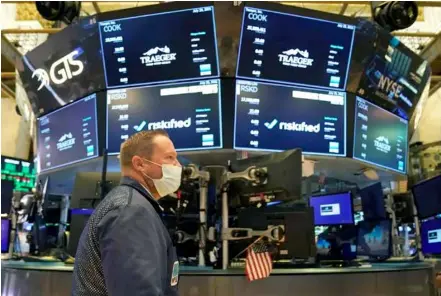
left=72, top=130, right=181, bottom=296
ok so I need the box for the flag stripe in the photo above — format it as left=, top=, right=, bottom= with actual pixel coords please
left=245, top=242, right=273, bottom=281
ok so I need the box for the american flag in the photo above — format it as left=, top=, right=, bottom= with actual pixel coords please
left=245, top=241, right=272, bottom=281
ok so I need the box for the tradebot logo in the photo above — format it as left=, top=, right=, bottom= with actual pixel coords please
left=278, top=121, right=320, bottom=133
left=56, top=133, right=76, bottom=151
left=278, top=48, right=314, bottom=69
left=140, top=46, right=177, bottom=67
left=374, top=136, right=391, bottom=154
left=148, top=118, right=191, bottom=130
left=32, top=49, right=84, bottom=91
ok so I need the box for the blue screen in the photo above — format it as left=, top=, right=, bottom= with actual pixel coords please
left=234, top=80, right=346, bottom=156
left=1, top=218, right=10, bottom=253
left=236, top=7, right=355, bottom=90
left=37, top=94, right=99, bottom=172
left=106, top=79, right=222, bottom=154
left=412, top=175, right=441, bottom=219
left=357, top=220, right=391, bottom=258
left=359, top=182, right=387, bottom=221
left=421, top=217, right=441, bottom=255
left=99, top=6, right=219, bottom=88
left=309, top=192, right=354, bottom=225
left=353, top=96, right=408, bottom=174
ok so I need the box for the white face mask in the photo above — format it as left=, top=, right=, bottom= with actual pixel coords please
left=142, top=159, right=182, bottom=197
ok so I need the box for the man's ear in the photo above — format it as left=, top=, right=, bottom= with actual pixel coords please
left=131, top=155, right=144, bottom=171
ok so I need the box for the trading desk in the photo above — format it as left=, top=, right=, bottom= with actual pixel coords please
left=1, top=260, right=437, bottom=296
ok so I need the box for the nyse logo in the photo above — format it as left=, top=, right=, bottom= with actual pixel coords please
left=148, top=118, right=191, bottom=130
left=140, top=46, right=177, bottom=67
left=32, top=49, right=84, bottom=91
left=279, top=121, right=321, bottom=133
left=248, top=13, right=267, bottom=22
left=278, top=48, right=314, bottom=69
left=377, top=75, right=403, bottom=99
left=374, top=136, right=391, bottom=154
left=56, top=133, right=75, bottom=151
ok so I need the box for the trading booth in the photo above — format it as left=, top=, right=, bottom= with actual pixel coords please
left=2, top=2, right=440, bottom=296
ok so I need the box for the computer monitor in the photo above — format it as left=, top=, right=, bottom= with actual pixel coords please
left=98, top=3, right=219, bottom=88
left=359, top=182, right=387, bottom=221
left=236, top=3, right=355, bottom=90
left=353, top=96, right=408, bottom=174
left=1, top=218, right=11, bottom=253
left=309, top=192, right=354, bottom=226
left=68, top=208, right=94, bottom=257
left=37, top=93, right=99, bottom=172
left=106, top=79, right=223, bottom=154
left=1, top=156, right=36, bottom=192
left=1, top=180, right=14, bottom=214
left=356, top=219, right=392, bottom=259
left=229, top=149, right=302, bottom=201
left=412, top=174, right=441, bottom=219
left=234, top=80, right=346, bottom=156
left=420, top=217, right=441, bottom=255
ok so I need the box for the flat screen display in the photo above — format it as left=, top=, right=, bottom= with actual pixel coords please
left=37, top=93, right=99, bottom=172
left=236, top=6, right=355, bottom=90
left=99, top=6, right=219, bottom=88
left=106, top=79, right=222, bottom=154
left=412, top=175, right=441, bottom=219
left=17, top=16, right=105, bottom=116
left=356, top=30, right=431, bottom=120
left=1, top=156, right=36, bottom=192
left=353, top=96, right=408, bottom=174
left=1, top=218, right=10, bottom=253
left=357, top=220, right=391, bottom=258
left=421, top=217, right=441, bottom=255
left=234, top=80, right=346, bottom=156
left=359, top=182, right=387, bottom=221
left=309, top=192, right=354, bottom=226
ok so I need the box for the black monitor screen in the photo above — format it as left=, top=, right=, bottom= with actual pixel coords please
left=17, top=16, right=105, bottom=116
left=234, top=80, right=346, bottom=156
left=236, top=6, right=355, bottom=90
left=37, top=93, right=99, bottom=172
left=412, top=175, right=441, bottom=219
left=353, top=96, right=408, bottom=174
left=99, top=6, right=219, bottom=88
left=357, top=219, right=391, bottom=258
left=421, top=217, right=441, bottom=255
left=359, top=182, right=387, bottom=221
left=106, top=79, right=222, bottom=154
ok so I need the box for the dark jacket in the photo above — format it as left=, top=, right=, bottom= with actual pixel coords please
left=72, top=177, right=180, bottom=296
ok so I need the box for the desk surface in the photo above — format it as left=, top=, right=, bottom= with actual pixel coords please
left=1, top=260, right=435, bottom=276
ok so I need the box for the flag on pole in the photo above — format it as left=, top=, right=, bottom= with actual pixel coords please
left=245, top=241, right=272, bottom=281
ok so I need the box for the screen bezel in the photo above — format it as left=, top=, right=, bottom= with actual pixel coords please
left=105, top=79, right=224, bottom=155
left=309, top=191, right=355, bottom=226
left=36, top=93, right=100, bottom=173
left=236, top=1, right=356, bottom=91
left=356, top=219, right=393, bottom=259
left=97, top=2, right=220, bottom=89
left=412, top=174, right=441, bottom=220
left=352, top=96, right=409, bottom=174
left=233, top=79, right=347, bottom=157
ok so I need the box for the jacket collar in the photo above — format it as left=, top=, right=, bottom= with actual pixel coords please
left=119, top=176, right=163, bottom=213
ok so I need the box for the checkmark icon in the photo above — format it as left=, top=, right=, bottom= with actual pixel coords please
left=264, top=119, right=278, bottom=130
left=134, top=120, right=147, bottom=132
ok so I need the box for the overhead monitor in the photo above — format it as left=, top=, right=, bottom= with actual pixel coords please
left=37, top=93, right=99, bottom=172
left=309, top=192, right=354, bottom=226
left=17, top=16, right=105, bottom=116
left=356, top=30, right=431, bottom=120
left=106, top=79, right=222, bottom=154
left=353, top=96, right=408, bottom=174
left=356, top=219, right=392, bottom=259
left=1, top=156, right=36, bottom=192
left=99, top=5, right=219, bottom=88
left=359, top=182, right=387, bottom=221
left=236, top=5, right=355, bottom=90
left=412, top=175, right=441, bottom=220
left=234, top=80, right=346, bottom=156
left=420, top=217, right=441, bottom=255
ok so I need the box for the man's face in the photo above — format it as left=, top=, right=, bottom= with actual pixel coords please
left=143, top=135, right=180, bottom=179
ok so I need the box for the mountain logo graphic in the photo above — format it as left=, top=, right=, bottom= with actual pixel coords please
left=56, top=133, right=76, bottom=151
left=58, top=133, right=73, bottom=142
left=32, top=69, right=50, bottom=91
left=374, top=135, right=391, bottom=154
left=281, top=48, right=310, bottom=58
left=143, top=46, right=171, bottom=56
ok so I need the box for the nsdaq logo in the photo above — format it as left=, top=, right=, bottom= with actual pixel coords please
left=140, top=46, right=177, bottom=67
left=32, top=49, right=84, bottom=91
left=374, top=136, right=391, bottom=154
left=278, top=48, right=314, bottom=69
left=56, top=133, right=76, bottom=151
